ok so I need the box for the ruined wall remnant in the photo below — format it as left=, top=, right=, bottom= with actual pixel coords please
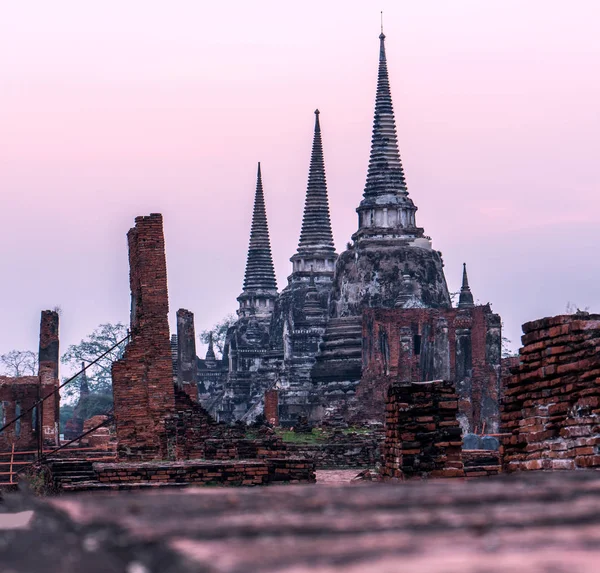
left=0, top=310, right=60, bottom=451
left=381, top=380, right=464, bottom=479
left=112, top=214, right=175, bottom=460
left=502, top=314, right=600, bottom=471
left=38, top=310, right=60, bottom=446
left=359, top=307, right=501, bottom=433
left=176, top=308, right=198, bottom=398
left=0, top=377, right=40, bottom=451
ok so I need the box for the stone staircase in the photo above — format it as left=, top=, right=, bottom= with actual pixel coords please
left=46, top=459, right=98, bottom=490
left=311, top=317, right=363, bottom=384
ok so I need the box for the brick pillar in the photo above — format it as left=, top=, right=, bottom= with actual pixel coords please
left=454, top=312, right=474, bottom=433
left=176, top=308, right=198, bottom=399
left=264, top=389, right=279, bottom=426
left=38, top=310, right=60, bottom=446
left=382, top=380, right=464, bottom=480
left=112, top=214, right=175, bottom=460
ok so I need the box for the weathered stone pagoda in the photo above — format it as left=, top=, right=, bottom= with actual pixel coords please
left=194, top=29, right=502, bottom=431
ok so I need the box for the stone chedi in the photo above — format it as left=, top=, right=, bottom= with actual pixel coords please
left=311, top=30, right=450, bottom=390
left=268, top=109, right=337, bottom=423
left=216, top=164, right=280, bottom=422
left=237, top=162, right=278, bottom=320
left=330, top=31, right=450, bottom=317
left=193, top=29, right=501, bottom=431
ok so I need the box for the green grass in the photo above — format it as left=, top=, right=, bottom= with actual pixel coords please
left=275, top=428, right=327, bottom=444
left=341, top=427, right=373, bottom=435
left=244, top=426, right=376, bottom=444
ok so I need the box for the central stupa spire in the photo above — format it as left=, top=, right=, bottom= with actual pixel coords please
left=354, top=30, right=422, bottom=242
left=363, top=31, right=407, bottom=198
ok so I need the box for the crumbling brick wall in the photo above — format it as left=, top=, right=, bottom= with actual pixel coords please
left=0, top=377, right=40, bottom=451
left=381, top=380, right=464, bottom=479
left=502, top=314, right=600, bottom=471
left=38, top=310, right=60, bottom=446
left=163, top=389, right=217, bottom=460
left=112, top=214, right=176, bottom=460
left=360, top=307, right=501, bottom=433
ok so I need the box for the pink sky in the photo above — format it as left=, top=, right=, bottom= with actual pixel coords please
left=1, top=0, right=599, bottom=360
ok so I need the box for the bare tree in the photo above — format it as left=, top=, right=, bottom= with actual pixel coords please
left=61, top=322, right=128, bottom=397
left=0, top=350, right=38, bottom=377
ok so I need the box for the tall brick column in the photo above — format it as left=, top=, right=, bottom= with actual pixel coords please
left=112, top=214, right=175, bottom=460
left=38, top=310, right=60, bottom=446
left=176, top=308, right=198, bottom=399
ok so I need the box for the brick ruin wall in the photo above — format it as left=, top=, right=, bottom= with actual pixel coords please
left=284, top=439, right=380, bottom=469
left=360, top=307, right=501, bottom=434
left=80, top=415, right=115, bottom=450
left=94, top=458, right=315, bottom=487
left=38, top=310, right=60, bottom=446
left=112, top=214, right=176, bottom=460
left=109, top=214, right=310, bottom=481
left=381, top=380, right=464, bottom=479
left=0, top=377, right=40, bottom=451
left=502, top=314, right=600, bottom=471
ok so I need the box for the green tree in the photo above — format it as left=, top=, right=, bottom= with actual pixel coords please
left=199, top=314, right=237, bottom=358
left=61, top=322, right=128, bottom=398
left=59, top=404, right=74, bottom=433
left=0, top=350, right=38, bottom=377
left=79, top=392, right=114, bottom=418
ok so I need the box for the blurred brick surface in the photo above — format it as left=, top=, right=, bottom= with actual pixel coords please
left=3, top=471, right=600, bottom=572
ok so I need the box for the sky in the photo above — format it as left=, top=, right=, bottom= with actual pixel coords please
left=0, top=0, right=599, bottom=363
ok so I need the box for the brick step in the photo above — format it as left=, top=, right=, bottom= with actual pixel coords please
left=61, top=481, right=192, bottom=492
left=53, top=471, right=96, bottom=480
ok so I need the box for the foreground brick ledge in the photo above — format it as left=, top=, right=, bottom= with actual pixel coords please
left=3, top=471, right=600, bottom=573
